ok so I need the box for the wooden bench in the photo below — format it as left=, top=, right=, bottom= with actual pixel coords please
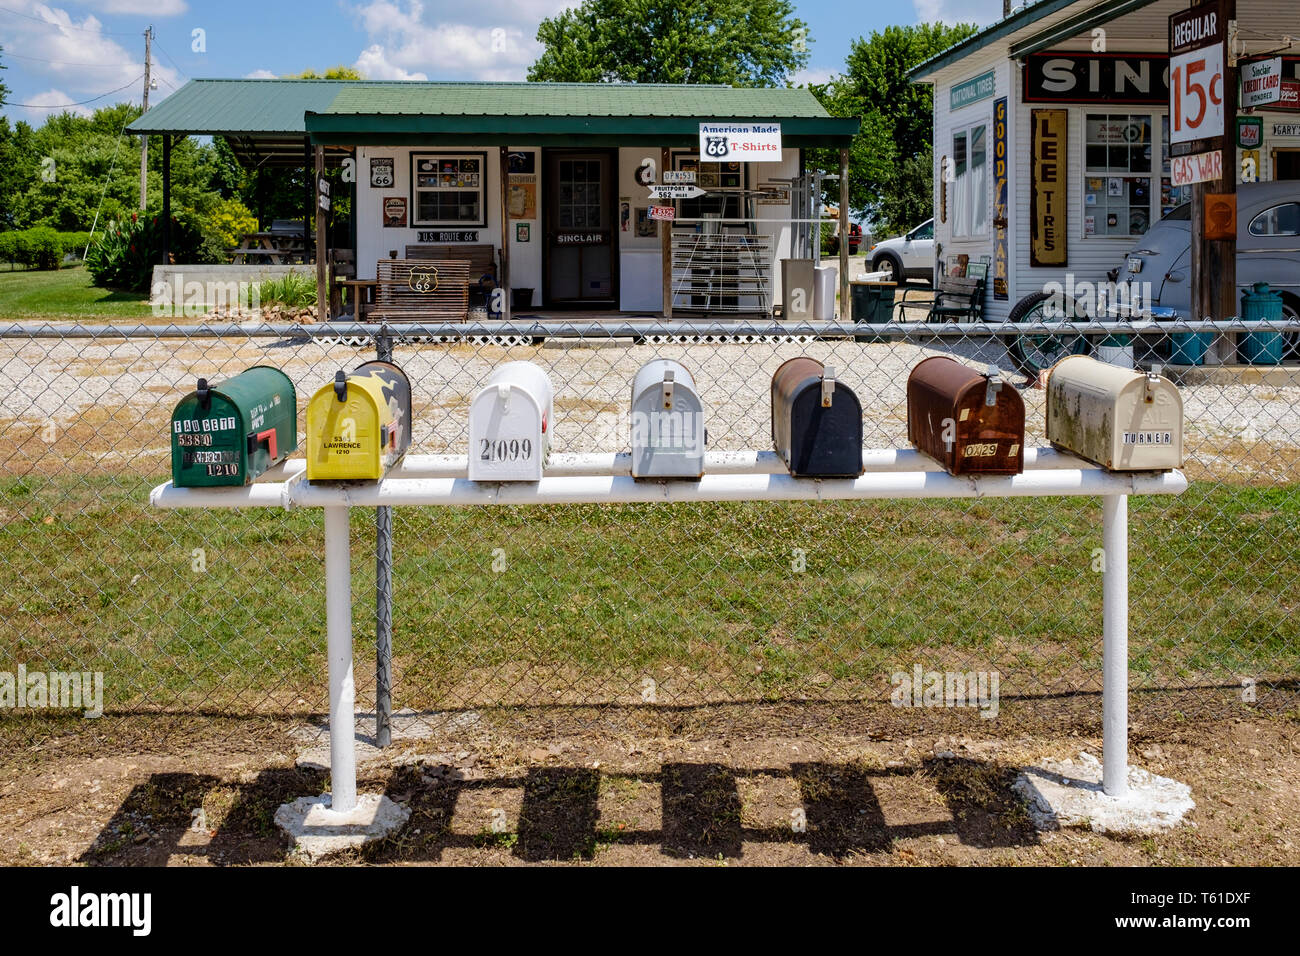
left=896, top=271, right=987, bottom=323
left=368, top=258, right=471, bottom=321
left=405, top=244, right=498, bottom=296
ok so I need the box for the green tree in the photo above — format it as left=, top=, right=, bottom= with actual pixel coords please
left=284, top=66, right=365, bottom=80
left=529, top=0, right=810, bottom=85
left=809, top=22, right=977, bottom=236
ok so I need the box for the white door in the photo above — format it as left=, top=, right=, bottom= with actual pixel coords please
left=904, top=219, right=935, bottom=271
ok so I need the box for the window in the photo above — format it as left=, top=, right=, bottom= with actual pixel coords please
left=672, top=154, right=746, bottom=227
left=951, top=124, right=988, bottom=238
left=1249, top=203, right=1300, bottom=236
left=410, top=152, right=486, bottom=227
left=912, top=220, right=934, bottom=240
left=1082, top=114, right=1156, bottom=237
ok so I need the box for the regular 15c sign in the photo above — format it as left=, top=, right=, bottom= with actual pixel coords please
left=1169, top=1, right=1226, bottom=149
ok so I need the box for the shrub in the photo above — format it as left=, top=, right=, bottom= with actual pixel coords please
left=16, top=227, right=63, bottom=270
left=60, top=231, right=94, bottom=261
left=0, top=232, right=15, bottom=265
left=85, top=211, right=207, bottom=291
left=201, top=198, right=258, bottom=255
left=258, top=271, right=317, bottom=308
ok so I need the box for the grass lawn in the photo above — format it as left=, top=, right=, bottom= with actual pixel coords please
left=1, top=473, right=1295, bottom=712
left=0, top=264, right=151, bottom=322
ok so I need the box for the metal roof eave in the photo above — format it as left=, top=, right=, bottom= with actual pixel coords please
left=1008, top=0, right=1165, bottom=58
left=909, top=0, right=1089, bottom=82
left=304, top=112, right=860, bottom=148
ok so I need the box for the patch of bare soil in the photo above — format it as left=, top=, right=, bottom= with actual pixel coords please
left=0, top=705, right=1295, bottom=866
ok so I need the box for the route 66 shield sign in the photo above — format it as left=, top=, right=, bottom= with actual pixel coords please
left=704, top=136, right=728, bottom=158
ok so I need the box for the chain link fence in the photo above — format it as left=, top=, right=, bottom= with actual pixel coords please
left=1, top=316, right=1296, bottom=747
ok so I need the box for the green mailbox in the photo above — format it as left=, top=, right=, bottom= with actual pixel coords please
left=170, top=366, right=297, bottom=487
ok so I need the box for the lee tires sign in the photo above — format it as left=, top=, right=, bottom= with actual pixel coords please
left=1169, top=1, right=1226, bottom=150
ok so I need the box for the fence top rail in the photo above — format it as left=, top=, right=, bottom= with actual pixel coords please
left=2, top=318, right=1298, bottom=340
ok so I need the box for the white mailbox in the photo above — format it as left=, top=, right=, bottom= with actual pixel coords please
left=630, top=359, right=706, bottom=479
left=1046, top=355, right=1183, bottom=471
left=468, top=361, right=554, bottom=481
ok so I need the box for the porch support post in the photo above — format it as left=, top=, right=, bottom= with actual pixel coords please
left=161, top=135, right=171, bottom=265
left=303, top=140, right=313, bottom=264
left=315, top=144, right=328, bottom=321
left=661, top=146, right=672, bottom=318
left=839, top=147, right=850, bottom=321
left=499, top=146, right=511, bottom=322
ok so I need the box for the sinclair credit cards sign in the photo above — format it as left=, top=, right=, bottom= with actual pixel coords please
left=699, top=122, right=782, bottom=162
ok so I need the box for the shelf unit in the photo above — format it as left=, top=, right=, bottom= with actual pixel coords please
left=670, top=233, right=774, bottom=315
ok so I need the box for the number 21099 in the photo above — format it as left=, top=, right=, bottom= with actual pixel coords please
left=480, top=438, right=533, bottom=462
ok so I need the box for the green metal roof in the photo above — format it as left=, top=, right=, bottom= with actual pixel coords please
left=318, top=82, right=835, bottom=118
left=306, top=81, right=857, bottom=147
left=127, top=79, right=349, bottom=135
left=126, top=78, right=857, bottom=151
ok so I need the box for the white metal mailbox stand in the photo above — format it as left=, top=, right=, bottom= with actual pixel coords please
left=151, top=454, right=1186, bottom=818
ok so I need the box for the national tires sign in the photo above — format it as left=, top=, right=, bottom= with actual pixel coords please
left=698, top=123, right=782, bottom=162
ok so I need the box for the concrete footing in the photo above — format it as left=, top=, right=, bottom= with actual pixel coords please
left=274, top=793, right=411, bottom=862
left=1013, top=751, right=1195, bottom=834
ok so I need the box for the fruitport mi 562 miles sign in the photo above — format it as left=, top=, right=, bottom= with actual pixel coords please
left=1169, top=0, right=1226, bottom=153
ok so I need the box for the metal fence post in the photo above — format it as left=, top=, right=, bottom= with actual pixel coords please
left=375, top=326, right=394, bottom=748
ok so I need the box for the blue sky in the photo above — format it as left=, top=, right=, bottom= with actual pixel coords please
left=0, top=0, right=1005, bottom=123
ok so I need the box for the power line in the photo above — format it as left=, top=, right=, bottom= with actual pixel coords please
left=0, top=4, right=140, bottom=37
left=151, top=40, right=190, bottom=81
left=9, top=73, right=144, bottom=108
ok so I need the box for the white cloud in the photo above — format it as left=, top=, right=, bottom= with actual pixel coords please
left=913, top=0, right=1005, bottom=27
left=792, top=68, right=835, bottom=87
left=244, top=69, right=278, bottom=80
left=78, top=0, right=188, bottom=14
left=354, top=45, right=428, bottom=81
left=0, top=2, right=182, bottom=113
left=14, top=89, right=93, bottom=119
left=346, top=0, right=573, bottom=81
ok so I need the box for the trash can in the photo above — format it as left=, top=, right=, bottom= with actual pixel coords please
left=1094, top=333, right=1134, bottom=368
left=850, top=280, right=896, bottom=342
left=813, top=265, right=838, bottom=321
left=1241, top=281, right=1284, bottom=365
left=781, top=258, right=815, bottom=320
left=511, top=287, right=535, bottom=311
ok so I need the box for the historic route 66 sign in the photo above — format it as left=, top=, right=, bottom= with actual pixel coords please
left=370, top=157, right=395, bottom=188
left=704, top=136, right=728, bottom=158
left=408, top=267, right=438, bottom=293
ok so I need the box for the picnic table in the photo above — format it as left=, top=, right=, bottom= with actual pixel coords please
left=231, top=222, right=308, bottom=265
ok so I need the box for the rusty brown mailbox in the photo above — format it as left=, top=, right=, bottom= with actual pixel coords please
left=771, top=358, right=864, bottom=478
left=907, top=356, right=1024, bottom=476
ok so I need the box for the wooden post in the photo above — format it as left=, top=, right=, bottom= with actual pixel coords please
left=839, top=147, right=850, bottom=321
left=499, top=146, right=511, bottom=322
left=1190, top=0, right=1238, bottom=362
left=161, top=135, right=171, bottom=265
left=661, top=146, right=672, bottom=319
left=315, top=145, right=328, bottom=321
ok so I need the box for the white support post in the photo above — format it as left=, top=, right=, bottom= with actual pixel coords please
left=1102, top=493, right=1129, bottom=799
left=324, top=504, right=357, bottom=813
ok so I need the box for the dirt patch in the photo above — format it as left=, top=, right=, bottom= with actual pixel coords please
left=1, top=706, right=1294, bottom=866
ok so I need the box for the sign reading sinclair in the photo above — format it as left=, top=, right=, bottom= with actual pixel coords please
left=699, top=123, right=782, bottom=162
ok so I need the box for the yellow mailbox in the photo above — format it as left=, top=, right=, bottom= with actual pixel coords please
left=306, top=360, right=412, bottom=480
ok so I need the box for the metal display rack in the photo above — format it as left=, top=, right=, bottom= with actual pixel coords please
left=670, top=233, right=774, bottom=315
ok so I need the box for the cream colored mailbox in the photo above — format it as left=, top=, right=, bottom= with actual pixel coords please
left=630, top=359, right=706, bottom=479
left=1046, top=355, right=1183, bottom=471
left=468, top=361, right=554, bottom=481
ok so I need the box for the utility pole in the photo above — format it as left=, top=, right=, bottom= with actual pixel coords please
left=139, top=25, right=153, bottom=211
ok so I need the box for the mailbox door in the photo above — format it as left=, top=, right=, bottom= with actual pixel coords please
left=787, top=385, right=863, bottom=477
left=468, top=389, right=545, bottom=481
left=1112, top=379, right=1183, bottom=470
left=307, top=384, right=381, bottom=480
left=171, top=391, right=247, bottom=487
left=631, top=391, right=705, bottom=478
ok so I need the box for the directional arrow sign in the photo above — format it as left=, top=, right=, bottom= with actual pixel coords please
left=648, top=184, right=706, bottom=200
